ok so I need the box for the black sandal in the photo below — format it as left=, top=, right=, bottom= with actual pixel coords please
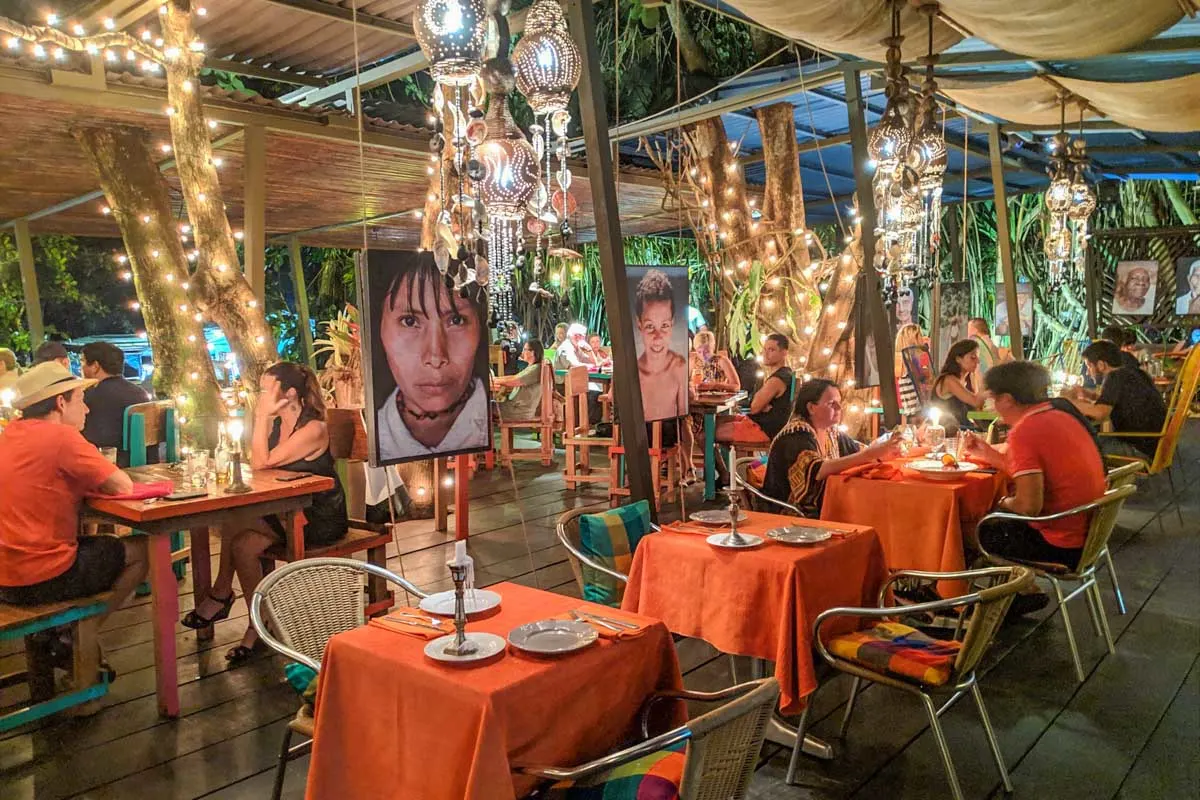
left=181, top=593, right=235, bottom=630
left=225, top=637, right=266, bottom=666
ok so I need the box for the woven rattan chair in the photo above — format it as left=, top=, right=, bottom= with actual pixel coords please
left=978, top=484, right=1136, bottom=683
left=733, top=457, right=803, bottom=516
left=249, top=558, right=427, bottom=800
left=519, top=678, right=780, bottom=799
left=1100, top=460, right=1144, bottom=614
left=786, top=566, right=1034, bottom=800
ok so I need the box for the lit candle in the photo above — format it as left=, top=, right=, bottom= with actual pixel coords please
left=226, top=418, right=244, bottom=453
left=0, top=388, right=13, bottom=409
left=925, top=407, right=946, bottom=453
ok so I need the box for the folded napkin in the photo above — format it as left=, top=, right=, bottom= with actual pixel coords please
left=556, top=610, right=648, bottom=640
left=94, top=480, right=176, bottom=501
left=661, top=522, right=718, bottom=536
left=369, top=608, right=449, bottom=641
left=842, top=462, right=904, bottom=481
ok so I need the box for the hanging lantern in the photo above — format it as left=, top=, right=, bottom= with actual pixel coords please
left=909, top=8, right=946, bottom=284
left=475, top=108, right=539, bottom=220
left=512, top=0, right=581, bottom=115
left=1042, top=100, right=1095, bottom=288
left=413, top=0, right=488, bottom=86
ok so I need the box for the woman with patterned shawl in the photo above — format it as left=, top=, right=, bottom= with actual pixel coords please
left=762, top=379, right=903, bottom=516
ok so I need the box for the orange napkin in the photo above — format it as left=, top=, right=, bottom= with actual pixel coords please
left=369, top=607, right=449, bottom=640
left=554, top=610, right=648, bottom=640
left=660, top=522, right=719, bottom=536
left=843, top=462, right=904, bottom=481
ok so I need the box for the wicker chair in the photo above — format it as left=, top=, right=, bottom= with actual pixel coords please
left=1101, top=461, right=1144, bottom=614
left=520, top=678, right=780, bottom=799
left=732, top=457, right=803, bottom=516
left=978, top=484, right=1136, bottom=683
left=249, top=558, right=427, bottom=800
left=786, top=566, right=1033, bottom=800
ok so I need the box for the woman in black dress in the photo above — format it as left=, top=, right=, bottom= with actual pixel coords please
left=181, top=362, right=347, bottom=663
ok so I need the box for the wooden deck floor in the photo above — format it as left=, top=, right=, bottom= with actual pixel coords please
left=1, top=432, right=1197, bottom=800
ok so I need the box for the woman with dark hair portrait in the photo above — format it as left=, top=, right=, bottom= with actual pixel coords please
left=372, top=255, right=490, bottom=461
left=635, top=268, right=688, bottom=420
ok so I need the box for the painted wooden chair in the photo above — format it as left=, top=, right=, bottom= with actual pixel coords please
left=498, top=359, right=556, bottom=467
left=607, top=421, right=681, bottom=510
left=563, top=366, right=614, bottom=490
left=123, top=401, right=187, bottom=584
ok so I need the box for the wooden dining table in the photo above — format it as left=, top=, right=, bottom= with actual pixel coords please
left=84, top=464, right=334, bottom=718
left=692, top=390, right=747, bottom=500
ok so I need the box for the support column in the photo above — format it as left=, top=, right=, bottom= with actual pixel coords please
left=243, top=124, right=267, bottom=302
left=13, top=219, right=44, bottom=348
left=566, top=0, right=654, bottom=514
left=288, top=237, right=314, bottom=365
left=843, top=69, right=899, bottom=427
left=988, top=124, right=1024, bottom=359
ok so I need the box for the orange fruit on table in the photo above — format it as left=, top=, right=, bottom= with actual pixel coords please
left=941, top=453, right=958, bottom=467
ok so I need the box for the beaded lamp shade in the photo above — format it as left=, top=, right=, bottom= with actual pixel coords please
left=512, top=0, right=581, bottom=114
left=476, top=98, right=540, bottom=220
left=413, top=0, right=488, bottom=86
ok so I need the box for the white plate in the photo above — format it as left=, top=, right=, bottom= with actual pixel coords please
left=508, top=619, right=599, bottom=655
left=706, top=532, right=764, bottom=549
left=690, top=509, right=749, bottom=525
left=424, top=632, right=507, bottom=665
left=908, top=459, right=980, bottom=480
left=766, top=526, right=832, bottom=545
left=419, top=589, right=502, bottom=617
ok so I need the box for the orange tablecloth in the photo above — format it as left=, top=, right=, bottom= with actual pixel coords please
left=305, top=582, right=682, bottom=800
left=620, top=512, right=887, bottom=715
left=821, top=461, right=1005, bottom=596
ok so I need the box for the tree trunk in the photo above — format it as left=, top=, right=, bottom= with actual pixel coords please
left=72, top=124, right=223, bottom=443
left=162, top=0, right=275, bottom=392
left=665, top=2, right=710, bottom=75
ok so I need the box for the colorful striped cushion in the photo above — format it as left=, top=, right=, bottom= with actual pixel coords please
left=827, top=621, right=961, bottom=686
left=578, top=500, right=652, bottom=607
left=555, top=740, right=685, bottom=799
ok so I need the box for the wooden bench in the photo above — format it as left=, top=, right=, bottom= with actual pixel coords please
left=0, top=595, right=110, bottom=732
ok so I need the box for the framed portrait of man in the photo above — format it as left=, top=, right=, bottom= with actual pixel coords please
left=1111, top=260, right=1159, bottom=317
left=1175, top=256, right=1200, bottom=316
left=626, top=266, right=689, bottom=422
left=358, top=250, right=492, bottom=467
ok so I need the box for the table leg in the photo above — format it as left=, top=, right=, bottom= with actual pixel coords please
left=189, top=528, right=214, bottom=642
left=751, top=658, right=833, bottom=760
left=704, top=412, right=717, bottom=501
left=454, top=455, right=469, bottom=541
left=148, top=534, right=180, bottom=718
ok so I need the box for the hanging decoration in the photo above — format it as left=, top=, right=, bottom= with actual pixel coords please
left=1043, top=96, right=1096, bottom=288
left=910, top=3, right=946, bottom=284
left=413, top=0, right=488, bottom=86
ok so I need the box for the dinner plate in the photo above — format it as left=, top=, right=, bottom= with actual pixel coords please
left=706, top=532, right=764, bottom=549
left=690, top=509, right=749, bottom=525
left=766, top=526, right=832, bottom=545
left=424, top=632, right=507, bottom=665
left=507, top=619, right=599, bottom=655
left=908, top=459, right=980, bottom=480
left=419, top=589, right=502, bottom=617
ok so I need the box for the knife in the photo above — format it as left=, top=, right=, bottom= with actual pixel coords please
left=569, top=610, right=619, bottom=632
left=574, top=610, right=639, bottom=630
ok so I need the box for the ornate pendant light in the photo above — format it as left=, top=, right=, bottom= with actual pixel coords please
left=1043, top=96, right=1095, bottom=288
left=414, top=0, right=489, bottom=87
left=911, top=3, right=946, bottom=283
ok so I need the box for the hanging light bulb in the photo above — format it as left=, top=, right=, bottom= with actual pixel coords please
left=512, top=0, right=581, bottom=115
left=413, top=0, right=488, bottom=86
left=1042, top=99, right=1095, bottom=288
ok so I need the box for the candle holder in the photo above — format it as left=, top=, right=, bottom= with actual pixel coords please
left=224, top=418, right=252, bottom=494
left=442, top=562, right=478, bottom=657
left=718, top=487, right=749, bottom=548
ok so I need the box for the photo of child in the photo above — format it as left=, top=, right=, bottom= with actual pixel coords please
left=627, top=266, right=689, bottom=421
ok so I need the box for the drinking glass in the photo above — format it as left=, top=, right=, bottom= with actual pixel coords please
left=189, top=451, right=210, bottom=488
left=925, top=425, right=946, bottom=454
left=99, top=446, right=118, bottom=464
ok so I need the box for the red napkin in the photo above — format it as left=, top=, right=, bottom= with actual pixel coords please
left=95, top=480, right=176, bottom=501
left=842, top=462, right=904, bottom=481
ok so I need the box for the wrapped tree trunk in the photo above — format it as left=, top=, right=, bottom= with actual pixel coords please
left=73, top=124, right=222, bottom=440
left=161, top=0, right=275, bottom=390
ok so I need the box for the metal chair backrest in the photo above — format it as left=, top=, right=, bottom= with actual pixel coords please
left=555, top=507, right=630, bottom=605
left=122, top=400, right=177, bottom=466
left=733, top=457, right=802, bottom=516
left=1105, top=460, right=1143, bottom=489
left=952, top=566, right=1034, bottom=678
left=1076, top=484, right=1137, bottom=575
left=679, top=678, right=780, bottom=800
left=1149, top=343, right=1200, bottom=473
left=250, top=557, right=427, bottom=672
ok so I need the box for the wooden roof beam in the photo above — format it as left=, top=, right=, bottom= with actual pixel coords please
left=258, top=0, right=414, bottom=37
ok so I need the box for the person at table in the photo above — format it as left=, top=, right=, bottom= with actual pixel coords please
left=895, top=323, right=933, bottom=420
left=587, top=334, right=612, bottom=365
left=761, top=379, right=903, bottom=516
left=634, top=268, right=688, bottom=421
left=78, top=342, right=150, bottom=468
left=1064, top=340, right=1166, bottom=460
left=690, top=330, right=739, bottom=392
left=968, top=317, right=1008, bottom=377
left=1099, top=325, right=1143, bottom=372
left=0, top=347, right=18, bottom=381
left=554, top=322, right=603, bottom=422
left=181, top=362, right=348, bottom=664
left=930, top=339, right=987, bottom=435
left=493, top=339, right=546, bottom=421
left=715, top=333, right=793, bottom=446
left=961, top=360, right=1106, bottom=614
left=552, top=322, right=569, bottom=351
left=0, top=362, right=146, bottom=676
left=34, top=339, right=72, bottom=370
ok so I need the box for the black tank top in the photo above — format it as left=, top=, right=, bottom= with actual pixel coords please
left=750, top=366, right=795, bottom=440
left=269, top=417, right=348, bottom=544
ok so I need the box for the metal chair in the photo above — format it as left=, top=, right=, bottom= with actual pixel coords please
left=519, top=678, right=780, bottom=799
left=786, top=566, right=1034, bottom=800
left=978, top=484, right=1136, bottom=683
left=249, top=558, right=427, bottom=800
left=732, top=457, right=803, bottom=516
left=1101, top=461, right=1144, bottom=614
left=556, top=506, right=662, bottom=607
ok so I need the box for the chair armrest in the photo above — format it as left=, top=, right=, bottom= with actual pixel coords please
left=514, top=727, right=692, bottom=782
left=733, top=475, right=804, bottom=517
left=638, top=684, right=764, bottom=738
left=878, top=567, right=1012, bottom=607
left=556, top=524, right=629, bottom=584
left=1097, top=431, right=1161, bottom=438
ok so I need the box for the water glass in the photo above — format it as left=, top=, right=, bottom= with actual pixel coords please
left=99, top=446, right=118, bottom=464
left=189, top=451, right=210, bottom=488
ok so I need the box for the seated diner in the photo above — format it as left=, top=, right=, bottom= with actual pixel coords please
left=1067, top=339, right=1166, bottom=458
left=690, top=329, right=740, bottom=392
left=930, top=339, right=987, bottom=434
left=716, top=333, right=794, bottom=446
left=493, top=339, right=546, bottom=421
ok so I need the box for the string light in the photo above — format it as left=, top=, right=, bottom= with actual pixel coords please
left=72, top=23, right=85, bottom=35
left=32, top=44, right=45, bottom=58
left=130, top=301, right=141, bottom=310
left=233, top=230, right=244, bottom=240
left=101, top=206, right=111, bottom=215
left=103, top=18, right=114, bottom=30
left=142, top=215, right=151, bottom=223
left=46, top=13, right=58, bottom=25
left=247, top=299, right=258, bottom=308
left=207, top=120, right=218, bottom=130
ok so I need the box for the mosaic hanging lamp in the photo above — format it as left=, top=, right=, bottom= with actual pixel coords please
left=1043, top=98, right=1095, bottom=288
left=910, top=4, right=946, bottom=283
left=414, top=0, right=489, bottom=87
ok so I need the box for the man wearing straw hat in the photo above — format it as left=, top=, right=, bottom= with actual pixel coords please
left=0, top=362, right=147, bottom=676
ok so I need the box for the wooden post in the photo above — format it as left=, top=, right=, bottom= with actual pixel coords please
left=1084, top=251, right=1099, bottom=338
left=843, top=69, right=899, bottom=427
left=946, top=210, right=964, bottom=282
left=453, top=454, right=469, bottom=541
left=13, top=219, right=44, bottom=348
left=434, top=458, right=448, bottom=533
left=243, top=124, right=267, bottom=302
left=288, top=236, right=314, bottom=365
left=988, top=123, right=1024, bottom=359
left=566, top=0, right=654, bottom=514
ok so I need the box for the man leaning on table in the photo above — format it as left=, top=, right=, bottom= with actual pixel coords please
left=0, top=362, right=148, bottom=677
left=961, top=360, right=1106, bottom=616
left=1066, top=339, right=1166, bottom=459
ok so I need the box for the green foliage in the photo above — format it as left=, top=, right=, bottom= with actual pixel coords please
left=724, top=260, right=765, bottom=358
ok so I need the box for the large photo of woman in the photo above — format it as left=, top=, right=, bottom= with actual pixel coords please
left=359, top=250, right=492, bottom=466
left=627, top=266, right=689, bottom=421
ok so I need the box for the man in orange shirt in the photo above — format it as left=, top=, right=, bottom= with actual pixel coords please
left=0, top=363, right=146, bottom=639
left=963, top=361, right=1106, bottom=614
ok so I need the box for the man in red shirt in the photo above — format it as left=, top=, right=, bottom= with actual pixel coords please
left=0, top=362, right=145, bottom=636
left=963, top=361, right=1106, bottom=614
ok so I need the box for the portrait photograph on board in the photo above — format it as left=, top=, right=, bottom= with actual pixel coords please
left=358, top=249, right=492, bottom=467
left=1175, top=256, right=1200, bottom=316
left=995, top=282, right=1034, bottom=338
left=1111, top=259, right=1159, bottom=317
left=626, top=266, right=689, bottom=422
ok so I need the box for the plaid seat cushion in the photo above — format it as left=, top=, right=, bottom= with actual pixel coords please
left=578, top=500, right=652, bottom=607
left=827, top=621, right=961, bottom=686
left=553, top=740, right=685, bottom=800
